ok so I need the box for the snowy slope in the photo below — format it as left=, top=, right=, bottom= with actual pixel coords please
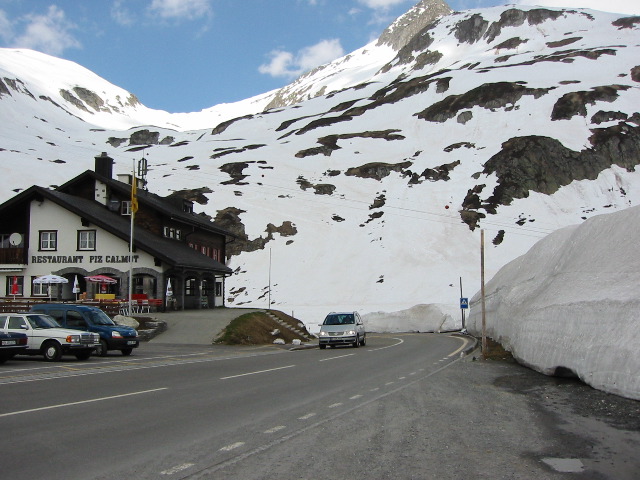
left=466, top=205, right=640, bottom=400
left=0, top=4, right=639, bottom=341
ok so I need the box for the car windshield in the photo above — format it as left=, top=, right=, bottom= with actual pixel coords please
left=87, top=310, right=115, bottom=326
left=323, top=314, right=355, bottom=325
left=27, top=314, right=61, bottom=329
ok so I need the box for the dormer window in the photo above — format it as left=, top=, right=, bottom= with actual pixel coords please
left=183, top=201, right=193, bottom=214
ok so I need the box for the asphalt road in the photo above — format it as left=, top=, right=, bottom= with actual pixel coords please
left=0, top=334, right=638, bottom=480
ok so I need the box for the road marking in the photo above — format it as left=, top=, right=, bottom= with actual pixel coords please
left=264, top=425, right=286, bottom=434
left=161, top=463, right=194, bottom=475
left=447, top=335, right=472, bottom=357
left=220, top=442, right=245, bottom=452
left=385, top=381, right=395, bottom=386
left=368, top=337, right=404, bottom=351
left=319, top=353, right=355, bottom=362
left=220, top=365, right=295, bottom=380
left=298, top=413, right=316, bottom=420
left=0, top=388, right=167, bottom=418
left=398, top=376, right=406, bottom=380
left=349, top=395, right=363, bottom=400
left=370, top=387, right=380, bottom=392
left=328, top=402, right=343, bottom=409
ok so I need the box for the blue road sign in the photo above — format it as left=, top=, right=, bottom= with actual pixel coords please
left=460, top=297, right=469, bottom=309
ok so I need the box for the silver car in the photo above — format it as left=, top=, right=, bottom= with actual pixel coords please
left=318, top=311, right=366, bottom=349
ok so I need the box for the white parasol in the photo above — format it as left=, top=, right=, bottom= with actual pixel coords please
left=33, top=274, right=68, bottom=299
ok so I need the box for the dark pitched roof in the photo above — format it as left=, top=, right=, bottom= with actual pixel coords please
left=57, top=170, right=234, bottom=237
left=1, top=186, right=232, bottom=274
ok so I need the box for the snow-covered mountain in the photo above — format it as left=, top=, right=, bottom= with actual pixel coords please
left=1, top=2, right=639, bottom=338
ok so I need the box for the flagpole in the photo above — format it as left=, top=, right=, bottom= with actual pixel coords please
left=128, top=161, right=136, bottom=315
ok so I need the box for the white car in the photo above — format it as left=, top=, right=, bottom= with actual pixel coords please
left=0, top=313, right=99, bottom=361
left=318, top=311, right=366, bottom=349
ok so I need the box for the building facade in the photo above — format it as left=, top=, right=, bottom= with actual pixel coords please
left=0, top=153, right=234, bottom=309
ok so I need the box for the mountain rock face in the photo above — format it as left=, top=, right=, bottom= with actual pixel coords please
left=379, top=0, right=452, bottom=50
left=0, top=4, right=639, bottom=335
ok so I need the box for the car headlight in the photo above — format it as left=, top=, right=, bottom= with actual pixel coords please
left=319, top=331, right=328, bottom=336
left=93, top=334, right=100, bottom=343
left=66, top=335, right=81, bottom=343
left=111, top=331, right=123, bottom=338
left=346, top=330, right=356, bottom=336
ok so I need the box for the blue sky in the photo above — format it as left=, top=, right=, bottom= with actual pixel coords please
left=0, top=0, right=637, bottom=113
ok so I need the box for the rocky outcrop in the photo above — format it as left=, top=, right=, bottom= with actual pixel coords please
left=460, top=123, right=640, bottom=229
left=214, top=207, right=297, bottom=256
left=416, top=82, right=552, bottom=123
left=377, top=0, right=451, bottom=51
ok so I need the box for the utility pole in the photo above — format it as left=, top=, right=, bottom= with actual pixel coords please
left=480, top=229, right=487, bottom=357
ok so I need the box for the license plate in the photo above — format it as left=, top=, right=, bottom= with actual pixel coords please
left=2, top=340, right=16, bottom=346
left=127, top=341, right=137, bottom=345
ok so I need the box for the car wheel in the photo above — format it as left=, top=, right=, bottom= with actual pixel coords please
left=353, top=336, right=360, bottom=348
left=75, top=350, right=92, bottom=361
left=121, top=348, right=133, bottom=356
left=319, top=344, right=326, bottom=349
left=95, top=339, right=108, bottom=357
left=43, top=341, right=62, bottom=361
left=361, top=335, right=366, bottom=346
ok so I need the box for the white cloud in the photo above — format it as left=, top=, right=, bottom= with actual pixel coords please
left=11, top=5, right=80, bottom=56
left=514, top=0, right=639, bottom=15
left=357, top=0, right=410, bottom=10
left=259, top=39, right=345, bottom=78
left=0, top=10, right=14, bottom=42
left=148, top=0, right=212, bottom=20
left=111, top=0, right=135, bottom=26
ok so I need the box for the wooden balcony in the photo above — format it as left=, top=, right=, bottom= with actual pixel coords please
left=0, top=247, right=25, bottom=264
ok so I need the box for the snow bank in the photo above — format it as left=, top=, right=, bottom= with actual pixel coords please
left=467, top=206, right=640, bottom=400
left=364, top=304, right=456, bottom=333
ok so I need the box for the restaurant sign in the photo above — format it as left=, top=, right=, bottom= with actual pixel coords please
left=31, top=255, right=140, bottom=264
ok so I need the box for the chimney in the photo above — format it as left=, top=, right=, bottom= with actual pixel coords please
left=95, top=152, right=114, bottom=179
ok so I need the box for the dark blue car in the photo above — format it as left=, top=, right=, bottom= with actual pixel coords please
left=0, top=331, right=28, bottom=364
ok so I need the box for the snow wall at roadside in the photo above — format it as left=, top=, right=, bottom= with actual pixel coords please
left=466, top=205, right=640, bottom=401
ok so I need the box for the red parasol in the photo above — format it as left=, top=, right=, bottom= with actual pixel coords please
left=84, top=275, right=117, bottom=284
left=11, top=276, right=19, bottom=296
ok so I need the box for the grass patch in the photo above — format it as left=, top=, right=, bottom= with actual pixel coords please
left=482, top=337, right=514, bottom=361
left=214, top=310, right=309, bottom=345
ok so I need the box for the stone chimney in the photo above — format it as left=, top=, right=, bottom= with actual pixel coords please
left=95, top=152, right=114, bottom=179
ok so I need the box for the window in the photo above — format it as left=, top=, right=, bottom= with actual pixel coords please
left=39, top=231, right=57, bottom=251
left=78, top=230, right=96, bottom=251
left=122, top=201, right=132, bottom=216
left=31, top=278, right=47, bottom=296
left=6, top=276, right=23, bottom=296
left=201, top=279, right=209, bottom=296
left=215, top=281, right=222, bottom=297
left=185, top=278, right=196, bottom=296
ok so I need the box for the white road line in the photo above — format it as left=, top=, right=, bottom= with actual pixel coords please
left=220, top=442, right=245, bottom=452
left=220, top=365, right=295, bottom=380
left=264, top=426, right=286, bottom=434
left=398, top=376, right=406, bottom=380
left=160, top=463, right=194, bottom=475
left=350, top=395, right=363, bottom=400
left=328, top=403, right=343, bottom=409
left=298, top=413, right=316, bottom=420
left=370, top=387, right=380, bottom=392
left=385, top=381, right=395, bottom=386
left=368, top=337, right=404, bottom=351
left=319, top=353, right=355, bottom=362
left=0, top=388, right=167, bottom=418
